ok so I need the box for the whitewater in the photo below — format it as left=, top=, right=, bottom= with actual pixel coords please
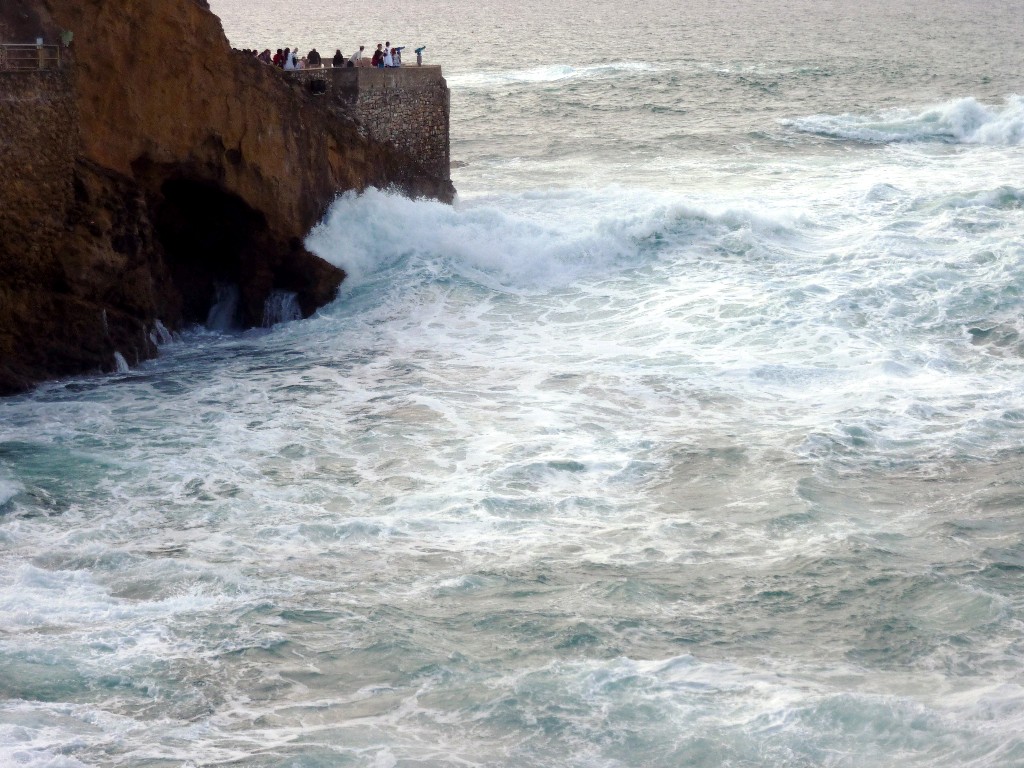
left=2, top=0, right=1024, bottom=765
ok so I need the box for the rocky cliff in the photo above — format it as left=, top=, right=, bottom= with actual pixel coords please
left=0, top=0, right=454, bottom=395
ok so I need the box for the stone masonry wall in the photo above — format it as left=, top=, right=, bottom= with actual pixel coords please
left=0, top=68, right=179, bottom=391
left=0, top=69, right=77, bottom=268
left=290, top=66, right=451, bottom=184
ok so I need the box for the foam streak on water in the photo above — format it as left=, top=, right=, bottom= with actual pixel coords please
left=3, top=0, right=1024, bottom=764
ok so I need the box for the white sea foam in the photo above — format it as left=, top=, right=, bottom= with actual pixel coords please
left=300, top=175, right=1024, bottom=482
left=5, top=3, right=1024, bottom=761
left=785, top=95, right=1024, bottom=145
left=920, top=184, right=1024, bottom=212
left=447, top=61, right=656, bottom=89
left=0, top=744, right=88, bottom=768
left=307, top=187, right=805, bottom=290
left=0, top=478, right=19, bottom=507
left=0, top=563, right=232, bottom=632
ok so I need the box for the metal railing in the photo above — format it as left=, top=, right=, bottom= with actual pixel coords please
left=0, top=44, right=62, bottom=71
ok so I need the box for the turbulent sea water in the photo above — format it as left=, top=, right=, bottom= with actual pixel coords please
left=3, top=0, right=1024, bottom=765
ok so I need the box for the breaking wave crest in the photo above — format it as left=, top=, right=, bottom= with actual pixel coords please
left=785, top=95, right=1024, bottom=145
left=0, top=479, right=19, bottom=509
left=305, top=187, right=804, bottom=291
left=447, top=61, right=657, bottom=89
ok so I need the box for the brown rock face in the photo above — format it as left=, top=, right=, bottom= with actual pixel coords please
left=0, top=0, right=453, bottom=395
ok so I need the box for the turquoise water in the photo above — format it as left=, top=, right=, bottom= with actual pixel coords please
left=2, top=0, right=1024, bottom=765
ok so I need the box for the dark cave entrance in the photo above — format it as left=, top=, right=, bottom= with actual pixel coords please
left=153, top=178, right=269, bottom=327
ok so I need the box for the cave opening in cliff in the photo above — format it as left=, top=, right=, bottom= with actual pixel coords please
left=154, top=178, right=269, bottom=327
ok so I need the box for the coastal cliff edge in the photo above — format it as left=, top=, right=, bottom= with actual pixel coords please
left=0, top=0, right=454, bottom=394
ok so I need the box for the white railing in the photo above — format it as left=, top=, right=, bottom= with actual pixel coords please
left=0, top=44, right=62, bottom=71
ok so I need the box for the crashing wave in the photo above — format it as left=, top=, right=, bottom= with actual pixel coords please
left=0, top=478, right=20, bottom=508
left=306, top=187, right=804, bottom=291
left=783, top=95, right=1024, bottom=145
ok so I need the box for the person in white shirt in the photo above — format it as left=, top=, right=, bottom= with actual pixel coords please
left=352, top=45, right=365, bottom=66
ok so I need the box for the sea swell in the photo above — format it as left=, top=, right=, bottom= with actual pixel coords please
left=783, top=95, right=1024, bottom=145
left=447, top=61, right=657, bottom=89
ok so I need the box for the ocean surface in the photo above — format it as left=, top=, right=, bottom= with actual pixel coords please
left=3, top=0, right=1024, bottom=765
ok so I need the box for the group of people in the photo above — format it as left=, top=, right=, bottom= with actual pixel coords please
left=236, top=42, right=425, bottom=70
left=362, top=42, right=411, bottom=68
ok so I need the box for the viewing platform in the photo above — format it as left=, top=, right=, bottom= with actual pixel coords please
left=285, top=64, right=446, bottom=94
left=282, top=64, right=451, bottom=183
left=0, top=43, right=62, bottom=71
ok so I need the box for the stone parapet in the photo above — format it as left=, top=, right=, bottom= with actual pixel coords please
left=287, top=66, right=450, bottom=183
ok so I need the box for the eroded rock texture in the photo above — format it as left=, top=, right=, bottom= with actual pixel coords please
left=0, top=0, right=453, bottom=394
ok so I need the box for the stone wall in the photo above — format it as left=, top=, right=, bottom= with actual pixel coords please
left=289, top=66, right=451, bottom=184
left=0, top=70, right=84, bottom=393
left=0, top=69, right=76, bottom=265
left=0, top=67, right=175, bottom=392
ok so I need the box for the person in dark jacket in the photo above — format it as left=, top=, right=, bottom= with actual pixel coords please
left=307, top=48, right=322, bottom=68
left=332, top=49, right=344, bottom=67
